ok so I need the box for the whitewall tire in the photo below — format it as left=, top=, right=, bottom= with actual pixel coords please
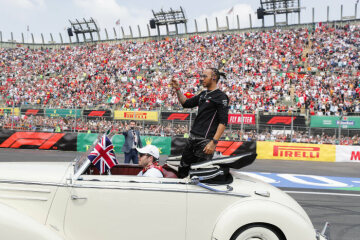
left=232, top=224, right=284, bottom=240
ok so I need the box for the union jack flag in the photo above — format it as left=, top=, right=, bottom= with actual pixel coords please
left=88, top=135, right=118, bottom=174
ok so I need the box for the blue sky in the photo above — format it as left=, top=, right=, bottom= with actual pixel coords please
left=0, top=0, right=358, bottom=43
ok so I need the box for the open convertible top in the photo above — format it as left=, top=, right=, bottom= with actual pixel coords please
left=166, top=152, right=257, bottom=184
left=166, top=152, right=257, bottom=170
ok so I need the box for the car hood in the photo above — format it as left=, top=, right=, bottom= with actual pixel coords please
left=0, top=161, right=72, bottom=184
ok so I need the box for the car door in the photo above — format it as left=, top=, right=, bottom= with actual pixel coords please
left=186, top=183, right=243, bottom=240
left=64, top=175, right=187, bottom=240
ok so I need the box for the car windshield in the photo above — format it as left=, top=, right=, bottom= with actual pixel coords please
left=73, top=150, right=94, bottom=180
left=73, top=134, right=103, bottom=179
left=74, top=154, right=88, bottom=174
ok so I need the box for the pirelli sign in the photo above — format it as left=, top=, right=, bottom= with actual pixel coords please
left=257, top=141, right=335, bottom=162
left=114, top=111, right=158, bottom=121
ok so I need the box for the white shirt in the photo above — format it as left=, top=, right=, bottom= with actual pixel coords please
left=137, top=168, right=163, bottom=178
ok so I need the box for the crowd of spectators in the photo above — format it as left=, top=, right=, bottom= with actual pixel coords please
left=0, top=114, right=189, bottom=136
left=222, top=129, right=359, bottom=145
left=1, top=23, right=360, bottom=145
left=1, top=23, right=359, bottom=115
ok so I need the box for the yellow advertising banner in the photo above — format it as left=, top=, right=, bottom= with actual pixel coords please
left=0, top=108, right=20, bottom=116
left=257, top=141, right=336, bottom=162
left=114, top=111, right=158, bottom=121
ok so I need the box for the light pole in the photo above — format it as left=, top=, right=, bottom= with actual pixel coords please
left=240, top=56, right=246, bottom=140
left=241, top=92, right=244, bottom=139
left=11, top=96, right=15, bottom=130
left=290, top=110, right=293, bottom=142
left=74, top=106, right=77, bottom=133
left=338, top=112, right=343, bottom=144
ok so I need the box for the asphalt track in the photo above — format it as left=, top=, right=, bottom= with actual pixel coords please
left=0, top=148, right=359, bottom=240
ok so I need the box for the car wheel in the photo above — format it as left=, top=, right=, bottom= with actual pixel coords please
left=232, top=224, right=284, bottom=240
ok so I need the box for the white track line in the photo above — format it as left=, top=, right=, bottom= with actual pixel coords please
left=285, top=191, right=360, bottom=197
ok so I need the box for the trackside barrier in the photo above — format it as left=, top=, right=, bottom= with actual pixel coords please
left=170, top=137, right=256, bottom=156
left=0, top=130, right=358, bottom=162
left=0, top=130, right=171, bottom=155
left=0, top=130, right=77, bottom=151
left=77, top=133, right=98, bottom=152
left=76, top=134, right=172, bottom=154
left=111, top=135, right=171, bottom=155
left=335, top=145, right=360, bottom=162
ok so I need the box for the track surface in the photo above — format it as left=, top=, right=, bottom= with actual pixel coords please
left=0, top=149, right=359, bottom=240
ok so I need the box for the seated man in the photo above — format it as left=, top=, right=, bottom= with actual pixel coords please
left=137, top=145, right=164, bottom=178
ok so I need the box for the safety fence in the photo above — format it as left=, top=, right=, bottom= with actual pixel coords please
left=2, top=107, right=360, bottom=141
left=0, top=108, right=360, bottom=136
left=0, top=130, right=359, bottom=163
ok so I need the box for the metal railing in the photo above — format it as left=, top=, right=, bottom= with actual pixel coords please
left=1, top=110, right=360, bottom=145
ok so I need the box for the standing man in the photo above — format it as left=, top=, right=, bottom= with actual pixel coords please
left=122, top=120, right=143, bottom=164
left=171, top=68, right=229, bottom=177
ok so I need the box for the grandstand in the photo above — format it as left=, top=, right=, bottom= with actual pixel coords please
left=0, top=4, right=360, bottom=145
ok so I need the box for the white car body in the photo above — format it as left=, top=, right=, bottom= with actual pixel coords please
left=0, top=158, right=327, bottom=240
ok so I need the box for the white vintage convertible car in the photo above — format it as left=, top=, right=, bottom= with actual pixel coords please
left=0, top=152, right=328, bottom=240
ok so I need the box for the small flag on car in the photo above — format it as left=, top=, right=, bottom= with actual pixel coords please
left=88, top=135, right=118, bottom=174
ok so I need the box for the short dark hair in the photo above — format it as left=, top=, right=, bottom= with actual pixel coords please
left=130, top=120, right=136, bottom=124
left=209, top=68, right=226, bottom=83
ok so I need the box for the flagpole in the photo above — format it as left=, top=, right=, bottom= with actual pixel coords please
left=27, top=25, right=29, bottom=43
left=116, top=19, right=120, bottom=39
left=232, top=8, right=235, bottom=29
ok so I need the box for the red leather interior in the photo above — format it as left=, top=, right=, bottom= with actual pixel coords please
left=87, top=164, right=178, bottom=178
left=87, top=164, right=142, bottom=175
left=162, top=165, right=178, bottom=178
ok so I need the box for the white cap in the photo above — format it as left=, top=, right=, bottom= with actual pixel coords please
left=136, top=145, right=160, bottom=159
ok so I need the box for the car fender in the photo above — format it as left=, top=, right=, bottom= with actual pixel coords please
left=0, top=203, right=64, bottom=240
left=212, top=199, right=316, bottom=240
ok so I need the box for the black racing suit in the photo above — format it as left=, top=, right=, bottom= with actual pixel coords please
left=178, top=89, right=229, bottom=178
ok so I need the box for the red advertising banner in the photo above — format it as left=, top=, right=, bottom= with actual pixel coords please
left=228, top=114, right=255, bottom=125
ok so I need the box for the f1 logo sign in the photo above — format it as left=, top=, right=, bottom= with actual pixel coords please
left=216, top=141, right=243, bottom=155
left=88, top=111, right=106, bottom=117
left=167, top=113, right=189, bottom=120
left=267, top=116, right=296, bottom=125
left=0, top=132, right=65, bottom=149
left=25, top=109, right=39, bottom=115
